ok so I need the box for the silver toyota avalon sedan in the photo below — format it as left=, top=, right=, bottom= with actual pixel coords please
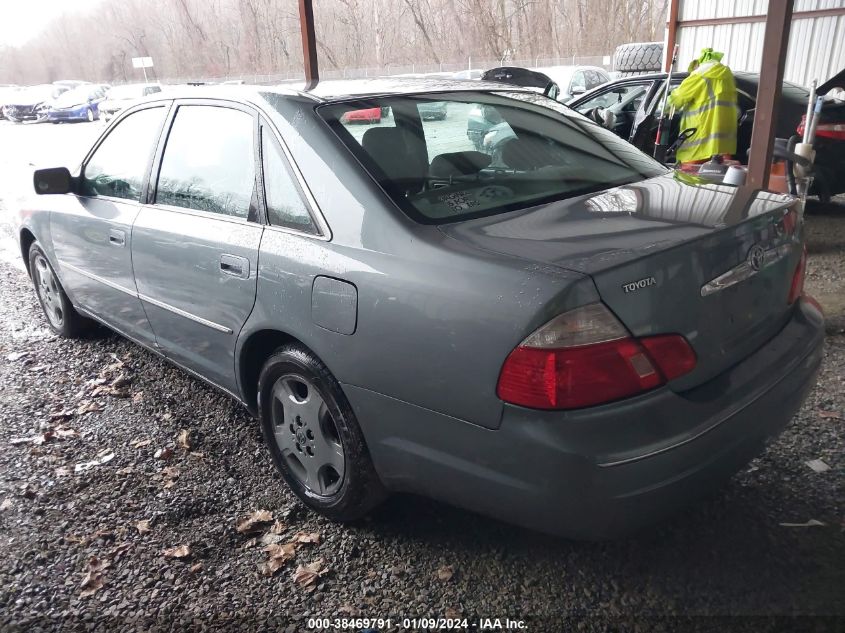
left=17, top=80, right=824, bottom=538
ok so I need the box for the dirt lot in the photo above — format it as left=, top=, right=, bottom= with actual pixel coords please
left=0, top=120, right=843, bottom=632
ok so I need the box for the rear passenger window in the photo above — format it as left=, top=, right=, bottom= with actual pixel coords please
left=80, top=106, right=166, bottom=201
left=156, top=105, right=255, bottom=219
left=261, top=128, right=317, bottom=234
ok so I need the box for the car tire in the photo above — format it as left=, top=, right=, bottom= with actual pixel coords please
left=258, top=344, right=387, bottom=522
left=28, top=243, right=95, bottom=338
left=614, top=42, right=663, bottom=76
left=86, top=108, right=95, bottom=122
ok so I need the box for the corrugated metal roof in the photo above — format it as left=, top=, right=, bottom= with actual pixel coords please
left=676, top=0, right=845, bottom=86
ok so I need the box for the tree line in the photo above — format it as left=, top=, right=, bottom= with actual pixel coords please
left=0, top=0, right=668, bottom=84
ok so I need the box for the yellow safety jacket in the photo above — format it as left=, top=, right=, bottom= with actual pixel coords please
left=668, top=62, right=738, bottom=163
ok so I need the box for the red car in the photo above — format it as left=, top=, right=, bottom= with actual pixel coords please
left=340, top=107, right=381, bottom=124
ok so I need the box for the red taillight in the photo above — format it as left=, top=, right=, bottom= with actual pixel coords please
left=797, top=115, right=845, bottom=141
left=788, top=246, right=807, bottom=304
left=640, top=334, right=698, bottom=381
left=497, top=304, right=697, bottom=410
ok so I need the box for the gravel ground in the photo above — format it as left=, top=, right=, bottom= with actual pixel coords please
left=0, top=121, right=843, bottom=632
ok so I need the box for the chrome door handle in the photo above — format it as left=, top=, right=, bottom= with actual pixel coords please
left=108, top=229, right=126, bottom=247
left=219, top=254, right=250, bottom=279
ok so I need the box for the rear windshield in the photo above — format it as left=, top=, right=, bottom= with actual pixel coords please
left=316, top=91, right=666, bottom=224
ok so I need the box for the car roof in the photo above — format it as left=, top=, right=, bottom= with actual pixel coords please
left=130, top=78, right=530, bottom=105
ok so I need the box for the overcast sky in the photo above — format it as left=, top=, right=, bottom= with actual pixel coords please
left=1, top=0, right=103, bottom=47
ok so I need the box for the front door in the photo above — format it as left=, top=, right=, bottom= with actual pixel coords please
left=50, top=104, right=169, bottom=346
left=131, top=101, right=263, bottom=393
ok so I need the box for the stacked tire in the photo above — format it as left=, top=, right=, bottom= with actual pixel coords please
left=613, top=42, right=664, bottom=76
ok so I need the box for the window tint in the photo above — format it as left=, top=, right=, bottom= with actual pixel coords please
left=156, top=105, right=255, bottom=218
left=261, top=128, right=316, bottom=234
left=80, top=106, right=166, bottom=201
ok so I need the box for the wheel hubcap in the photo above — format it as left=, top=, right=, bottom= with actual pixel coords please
left=33, top=254, right=63, bottom=328
left=270, top=374, right=345, bottom=496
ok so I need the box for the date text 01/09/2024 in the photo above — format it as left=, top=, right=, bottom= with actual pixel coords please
left=306, top=617, right=529, bottom=630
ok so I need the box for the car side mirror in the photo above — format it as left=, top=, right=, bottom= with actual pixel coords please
left=570, top=85, right=586, bottom=96
left=33, top=167, right=74, bottom=195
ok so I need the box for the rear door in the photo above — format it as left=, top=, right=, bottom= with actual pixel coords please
left=50, top=103, right=169, bottom=346
left=131, top=100, right=263, bottom=393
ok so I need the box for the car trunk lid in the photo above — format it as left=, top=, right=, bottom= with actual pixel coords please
left=440, top=173, right=803, bottom=390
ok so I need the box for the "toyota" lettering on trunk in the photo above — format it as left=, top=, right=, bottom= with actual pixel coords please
left=622, top=276, right=657, bottom=293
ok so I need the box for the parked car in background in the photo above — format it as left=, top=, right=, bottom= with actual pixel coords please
left=418, top=100, right=447, bottom=120
left=18, top=81, right=823, bottom=539
left=100, top=83, right=163, bottom=121
left=0, top=85, right=20, bottom=120
left=46, top=85, right=107, bottom=123
left=567, top=68, right=845, bottom=200
left=3, top=84, right=68, bottom=122
left=536, top=65, right=610, bottom=101
left=340, top=106, right=381, bottom=123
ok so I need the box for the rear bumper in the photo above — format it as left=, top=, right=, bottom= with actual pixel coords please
left=346, top=298, right=824, bottom=538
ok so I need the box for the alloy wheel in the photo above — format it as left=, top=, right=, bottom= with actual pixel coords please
left=269, top=374, right=345, bottom=496
left=33, top=254, right=64, bottom=328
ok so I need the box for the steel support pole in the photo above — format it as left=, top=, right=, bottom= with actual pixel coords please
left=747, top=0, right=794, bottom=190
left=299, top=0, right=319, bottom=89
left=665, top=0, right=680, bottom=72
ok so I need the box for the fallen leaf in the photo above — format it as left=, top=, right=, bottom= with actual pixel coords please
left=162, top=413, right=173, bottom=422
left=49, top=410, right=75, bottom=420
left=7, top=351, right=29, bottom=361
left=805, top=459, right=831, bottom=473
left=53, top=427, right=78, bottom=439
left=445, top=607, right=461, bottom=619
left=76, top=401, right=104, bottom=415
left=111, top=374, right=131, bottom=389
left=116, top=466, right=134, bottom=475
left=136, top=520, right=152, bottom=535
left=74, top=451, right=115, bottom=473
left=188, top=451, right=205, bottom=460
left=79, top=556, right=106, bottom=597
left=162, top=544, right=191, bottom=559
left=291, top=531, right=321, bottom=545
left=161, top=466, right=180, bottom=479
left=154, top=447, right=173, bottom=460
left=818, top=410, right=842, bottom=419
left=292, top=557, right=329, bottom=588
left=132, top=438, right=152, bottom=448
left=779, top=519, right=826, bottom=527
left=338, top=605, right=358, bottom=616
left=176, top=430, right=191, bottom=451
left=436, top=565, right=455, bottom=582
left=236, top=510, right=274, bottom=534
left=108, top=543, right=133, bottom=560
left=269, top=520, right=287, bottom=535
left=261, top=542, right=297, bottom=576
left=190, top=562, right=204, bottom=574
left=11, top=426, right=77, bottom=446
left=132, top=391, right=144, bottom=404
left=0, top=498, right=12, bottom=511
left=243, top=537, right=258, bottom=549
